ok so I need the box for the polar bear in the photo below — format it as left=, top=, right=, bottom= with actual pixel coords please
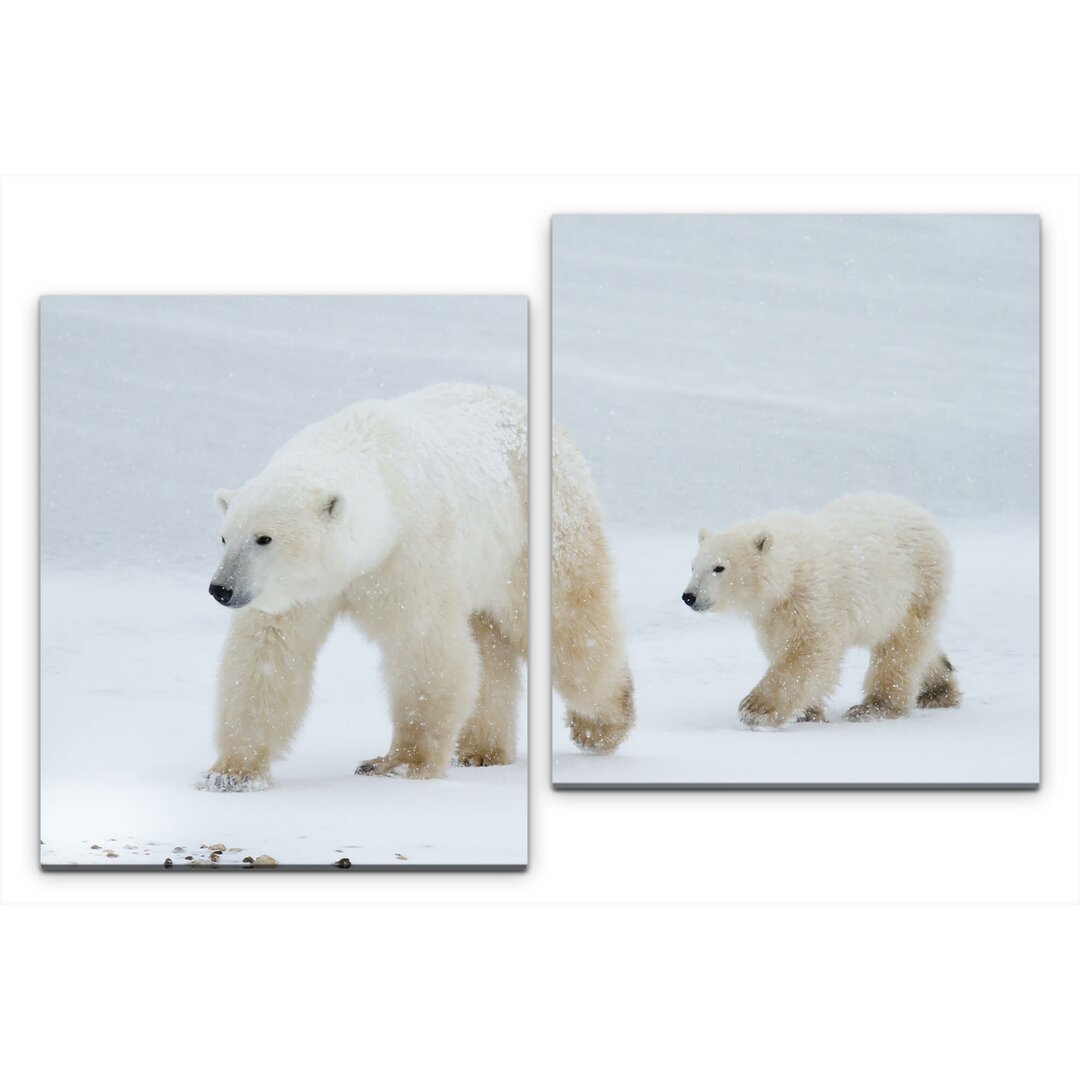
left=201, top=384, right=529, bottom=789
left=201, top=383, right=633, bottom=791
left=683, top=493, right=960, bottom=727
left=553, top=422, right=635, bottom=753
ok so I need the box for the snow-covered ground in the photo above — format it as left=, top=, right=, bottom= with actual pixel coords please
left=42, top=569, right=526, bottom=866
left=553, top=519, right=1038, bottom=786
left=40, top=297, right=527, bottom=867
left=552, top=215, right=1039, bottom=786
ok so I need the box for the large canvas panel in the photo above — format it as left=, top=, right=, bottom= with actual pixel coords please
left=552, top=215, right=1038, bottom=787
left=41, top=295, right=528, bottom=867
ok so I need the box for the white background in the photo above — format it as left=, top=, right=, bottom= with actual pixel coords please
left=2, top=2, right=1080, bottom=1076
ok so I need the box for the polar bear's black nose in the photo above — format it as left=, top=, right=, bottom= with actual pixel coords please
left=682, top=592, right=697, bottom=607
left=210, top=583, right=233, bottom=606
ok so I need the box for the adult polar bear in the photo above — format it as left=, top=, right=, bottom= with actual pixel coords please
left=684, top=493, right=960, bottom=728
left=202, top=384, right=633, bottom=790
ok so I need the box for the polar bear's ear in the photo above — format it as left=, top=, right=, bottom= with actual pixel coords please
left=214, top=488, right=237, bottom=517
left=321, top=494, right=343, bottom=519
left=753, top=531, right=772, bottom=554
left=698, top=527, right=711, bottom=544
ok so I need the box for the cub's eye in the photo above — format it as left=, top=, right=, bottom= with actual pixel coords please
left=220, top=536, right=226, bottom=545
left=256, top=535, right=272, bottom=546
left=713, top=565, right=725, bottom=574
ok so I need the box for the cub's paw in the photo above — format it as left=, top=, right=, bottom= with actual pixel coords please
left=198, top=769, right=270, bottom=793
left=738, top=690, right=788, bottom=730
left=355, top=756, right=444, bottom=779
left=916, top=684, right=962, bottom=710
left=568, top=711, right=633, bottom=754
left=796, top=706, right=829, bottom=723
left=844, top=698, right=905, bottom=722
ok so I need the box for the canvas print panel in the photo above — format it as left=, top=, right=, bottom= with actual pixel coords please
left=41, top=295, right=528, bottom=867
left=552, top=215, right=1038, bottom=787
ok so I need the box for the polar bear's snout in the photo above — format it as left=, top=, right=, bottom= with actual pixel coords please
left=209, top=582, right=234, bottom=606
left=211, top=538, right=259, bottom=609
left=682, top=591, right=697, bottom=608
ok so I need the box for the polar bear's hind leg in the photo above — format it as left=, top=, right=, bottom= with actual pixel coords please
left=565, top=675, right=635, bottom=754
left=454, top=612, right=521, bottom=767
left=356, top=615, right=481, bottom=779
left=846, top=599, right=939, bottom=721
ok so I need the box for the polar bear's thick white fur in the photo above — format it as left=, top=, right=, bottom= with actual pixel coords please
left=684, top=493, right=961, bottom=728
left=552, top=422, right=635, bottom=752
left=201, top=384, right=532, bottom=789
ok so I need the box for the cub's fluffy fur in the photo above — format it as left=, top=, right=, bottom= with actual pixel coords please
left=684, top=493, right=960, bottom=727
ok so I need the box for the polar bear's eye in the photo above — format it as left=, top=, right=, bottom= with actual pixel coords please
left=220, top=536, right=226, bottom=545
left=713, top=565, right=725, bottom=574
left=255, top=535, right=272, bottom=546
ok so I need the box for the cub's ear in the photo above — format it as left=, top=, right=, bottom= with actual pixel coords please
left=753, top=531, right=772, bottom=554
left=214, top=488, right=237, bottom=517
left=321, top=493, right=343, bottom=519
left=698, top=527, right=712, bottom=544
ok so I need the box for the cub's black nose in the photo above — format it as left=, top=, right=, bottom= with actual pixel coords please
left=682, top=592, right=696, bottom=607
left=209, top=583, right=233, bottom=606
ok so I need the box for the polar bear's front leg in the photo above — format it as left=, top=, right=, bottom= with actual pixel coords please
left=356, top=619, right=481, bottom=779
left=200, top=599, right=339, bottom=791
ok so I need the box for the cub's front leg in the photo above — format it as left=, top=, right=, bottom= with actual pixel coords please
left=738, top=637, right=839, bottom=730
left=200, top=599, right=338, bottom=791
left=738, top=680, right=792, bottom=729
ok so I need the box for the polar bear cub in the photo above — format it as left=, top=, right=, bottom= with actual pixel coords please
left=683, top=493, right=961, bottom=727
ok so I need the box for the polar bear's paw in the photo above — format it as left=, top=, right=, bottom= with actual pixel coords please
left=795, top=705, right=829, bottom=723
left=198, top=769, right=270, bottom=793
left=568, top=711, right=633, bottom=754
left=355, top=755, right=443, bottom=780
left=453, top=749, right=514, bottom=767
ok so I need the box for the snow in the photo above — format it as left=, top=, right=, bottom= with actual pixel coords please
left=553, top=520, right=1038, bottom=786
left=40, top=296, right=527, bottom=867
left=552, top=215, right=1039, bottom=786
